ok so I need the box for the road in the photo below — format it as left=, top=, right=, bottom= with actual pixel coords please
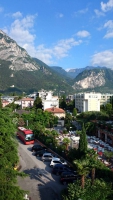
left=17, top=139, right=66, bottom=200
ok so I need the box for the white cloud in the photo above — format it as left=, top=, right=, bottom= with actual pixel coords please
left=104, top=32, right=113, bottom=38
left=6, top=14, right=82, bottom=65
left=101, top=0, right=113, bottom=12
left=12, top=11, right=22, bottom=18
left=103, top=20, right=113, bottom=38
left=78, top=8, right=88, bottom=14
left=56, top=13, right=64, bottom=18
left=52, top=38, right=82, bottom=59
left=8, top=15, right=36, bottom=45
left=91, top=50, right=113, bottom=68
left=76, top=30, right=90, bottom=38
left=94, top=9, right=105, bottom=17
left=74, top=8, right=88, bottom=16
left=104, top=20, right=113, bottom=29
left=23, top=38, right=82, bottom=65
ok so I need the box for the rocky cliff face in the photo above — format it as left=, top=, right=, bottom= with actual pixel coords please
left=0, top=30, right=39, bottom=71
left=73, top=70, right=106, bottom=89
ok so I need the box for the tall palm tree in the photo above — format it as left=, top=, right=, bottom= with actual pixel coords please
left=86, top=149, right=100, bottom=185
left=62, top=138, right=70, bottom=151
left=74, top=158, right=90, bottom=189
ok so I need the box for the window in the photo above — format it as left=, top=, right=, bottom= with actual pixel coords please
left=26, top=134, right=34, bottom=141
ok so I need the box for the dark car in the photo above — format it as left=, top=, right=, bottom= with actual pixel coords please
left=35, top=149, right=50, bottom=157
left=52, top=164, right=74, bottom=175
left=60, top=171, right=80, bottom=185
left=31, top=144, right=46, bottom=152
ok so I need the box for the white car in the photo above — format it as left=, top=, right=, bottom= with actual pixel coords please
left=41, top=153, right=58, bottom=162
left=50, top=157, right=67, bottom=167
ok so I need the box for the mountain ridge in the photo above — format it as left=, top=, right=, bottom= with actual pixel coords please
left=0, top=30, right=75, bottom=94
left=0, top=29, right=113, bottom=95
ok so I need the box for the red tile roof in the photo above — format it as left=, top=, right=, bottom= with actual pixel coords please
left=21, top=98, right=34, bottom=101
left=45, top=107, right=65, bottom=113
left=2, top=100, right=9, bottom=103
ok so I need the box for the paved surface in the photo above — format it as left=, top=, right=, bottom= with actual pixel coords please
left=17, top=139, right=66, bottom=200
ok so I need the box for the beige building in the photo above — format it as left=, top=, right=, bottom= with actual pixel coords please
left=75, top=92, right=101, bottom=112
left=100, top=94, right=113, bottom=106
left=45, top=107, right=65, bottom=119
left=2, top=100, right=10, bottom=107
left=21, top=98, right=34, bottom=109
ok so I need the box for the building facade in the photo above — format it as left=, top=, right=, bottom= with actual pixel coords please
left=75, top=92, right=101, bottom=112
left=96, top=124, right=113, bottom=147
left=37, top=90, right=59, bottom=110
left=45, top=107, right=65, bottom=118
left=2, top=100, right=10, bottom=107
left=100, top=93, right=113, bottom=106
left=21, top=98, right=34, bottom=109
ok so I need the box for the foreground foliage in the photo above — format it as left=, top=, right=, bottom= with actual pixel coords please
left=62, top=179, right=113, bottom=200
left=0, top=108, right=26, bottom=200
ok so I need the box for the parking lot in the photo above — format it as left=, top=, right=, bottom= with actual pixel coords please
left=17, top=139, right=66, bottom=200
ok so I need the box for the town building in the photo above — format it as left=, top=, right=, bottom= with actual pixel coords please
left=100, top=93, right=113, bottom=106
left=1, top=96, right=15, bottom=103
left=66, top=95, right=74, bottom=103
left=2, top=100, right=10, bottom=107
left=21, top=98, right=34, bottom=109
left=75, top=92, right=101, bottom=112
left=45, top=107, right=65, bottom=119
left=96, top=122, right=113, bottom=147
left=37, top=90, right=59, bottom=110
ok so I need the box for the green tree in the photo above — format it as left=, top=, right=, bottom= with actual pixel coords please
left=59, top=95, right=67, bottom=109
left=34, top=96, right=43, bottom=110
left=62, top=178, right=113, bottom=200
left=86, top=149, right=99, bottom=185
left=104, top=150, right=113, bottom=162
left=62, top=137, right=70, bottom=150
left=110, top=96, right=113, bottom=109
left=0, top=109, right=26, bottom=199
left=0, top=97, right=2, bottom=109
left=105, top=103, right=112, bottom=116
left=72, top=108, right=77, bottom=117
left=78, top=123, right=87, bottom=156
left=74, top=158, right=90, bottom=189
left=85, top=121, right=96, bottom=135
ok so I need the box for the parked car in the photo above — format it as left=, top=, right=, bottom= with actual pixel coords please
left=52, top=164, right=74, bottom=175
left=31, top=144, right=46, bottom=152
left=60, top=171, right=80, bottom=185
left=35, top=149, right=50, bottom=157
left=50, top=158, right=67, bottom=167
left=41, top=153, right=58, bottom=162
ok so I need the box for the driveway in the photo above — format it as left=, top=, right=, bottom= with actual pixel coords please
left=17, top=140, right=66, bottom=200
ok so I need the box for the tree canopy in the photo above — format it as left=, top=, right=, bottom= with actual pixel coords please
left=0, top=108, right=26, bottom=199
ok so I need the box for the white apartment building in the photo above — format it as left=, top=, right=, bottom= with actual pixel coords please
left=75, top=92, right=101, bottom=112
left=21, top=98, right=34, bottom=109
left=37, top=90, right=59, bottom=110
left=100, top=94, right=113, bottom=106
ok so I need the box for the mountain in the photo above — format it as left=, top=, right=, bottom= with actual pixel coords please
left=51, top=66, right=100, bottom=79
left=67, top=66, right=96, bottom=79
left=51, top=66, right=70, bottom=78
left=0, top=29, right=113, bottom=95
left=72, top=68, right=113, bottom=93
left=0, top=30, right=75, bottom=95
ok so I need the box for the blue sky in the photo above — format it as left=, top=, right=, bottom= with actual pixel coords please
left=0, top=0, right=113, bottom=70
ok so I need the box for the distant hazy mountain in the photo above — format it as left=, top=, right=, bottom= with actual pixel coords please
left=67, top=66, right=96, bottom=79
left=51, top=66, right=98, bottom=79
